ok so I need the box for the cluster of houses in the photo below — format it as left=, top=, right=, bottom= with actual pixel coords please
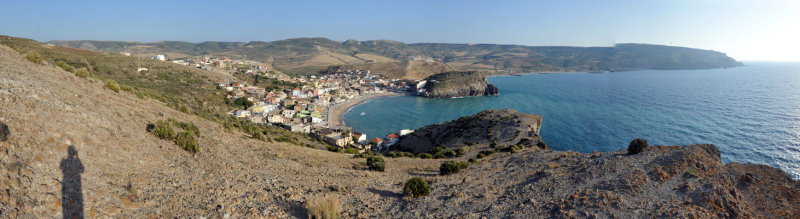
left=215, top=66, right=424, bottom=150
left=157, top=54, right=438, bottom=151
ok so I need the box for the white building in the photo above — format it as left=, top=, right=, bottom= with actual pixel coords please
left=398, top=129, right=414, bottom=136
left=233, top=109, right=250, bottom=118
left=267, top=114, right=284, bottom=124
left=155, top=54, right=166, bottom=61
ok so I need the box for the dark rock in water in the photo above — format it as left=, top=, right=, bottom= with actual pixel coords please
left=0, top=122, right=8, bottom=142
left=418, top=71, right=499, bottom=98
left=390, top=109, right=541, bottom=154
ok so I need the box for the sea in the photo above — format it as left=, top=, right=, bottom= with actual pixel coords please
left=343, top=62, right=800, bottom=179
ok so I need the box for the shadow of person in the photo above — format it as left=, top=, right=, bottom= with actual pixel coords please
left=60, top=146, right=84, bottom=219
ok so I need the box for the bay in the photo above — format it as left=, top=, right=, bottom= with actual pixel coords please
left=343, top=62, right=800, bottom=179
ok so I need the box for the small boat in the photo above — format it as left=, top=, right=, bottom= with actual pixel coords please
left=360, top=112, right=366, bottom=116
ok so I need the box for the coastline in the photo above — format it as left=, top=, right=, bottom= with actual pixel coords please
left=326, top=92, right=402, bottom=128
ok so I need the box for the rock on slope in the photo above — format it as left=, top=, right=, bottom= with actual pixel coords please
left=391, top=109, right=542, bottom=154
left=419, top=71, right=499, bottom=98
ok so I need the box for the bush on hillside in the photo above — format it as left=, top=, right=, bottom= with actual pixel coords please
left=56, top=60, right=75, bottom=72
left=627, top=138, right=648, bottom=155
left=149, top=119, right=201, bottom=152
left=175, top=132, right=199, bottom=152
left=305, top=196, right=341, bottom=219
left=366, top=156, right=385, bottom=172
left=152, top=120, right=175, bottom=140
left=234, top=97, right=254, bottom=109
left=105, top=79, right=120, bottom=93
left=74, top=67, right=90, bottom=78
left=403, top=177, right=430, bottom=198
left=439, top=161, right=468, bottom=175
left=25, top=53, right=42, bottom=64
left=417, top=153, right=434, bottom=159
left=538, top=141, right=549, bottom=150
left=0, top=122, right=9, bottom=142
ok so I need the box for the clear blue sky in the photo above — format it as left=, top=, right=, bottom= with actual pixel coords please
left=2, top=0, right=799, bottom=61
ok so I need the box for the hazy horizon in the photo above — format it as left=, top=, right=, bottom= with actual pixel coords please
left=2, top=0, right=799, bottom=61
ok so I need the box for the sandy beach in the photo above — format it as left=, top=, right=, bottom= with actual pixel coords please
left=326, top=92, right=402, bottom=128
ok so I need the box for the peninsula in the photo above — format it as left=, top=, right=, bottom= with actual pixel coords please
left=415, top=71, right=499, bottom=98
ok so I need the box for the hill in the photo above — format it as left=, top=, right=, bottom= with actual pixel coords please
left=50, top=38, right=743, bottom=78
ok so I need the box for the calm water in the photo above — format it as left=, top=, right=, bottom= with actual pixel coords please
left=344, top=63, right=800, bottom=179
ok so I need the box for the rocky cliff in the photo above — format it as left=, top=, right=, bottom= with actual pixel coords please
left=419, top=71, right=499, bottom=98
left=391, top=109, right=542, bottom=154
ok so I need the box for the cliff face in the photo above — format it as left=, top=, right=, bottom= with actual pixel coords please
left=391, top=109, right=542, bottom=154
left=419, top=71, right=499, bottom=98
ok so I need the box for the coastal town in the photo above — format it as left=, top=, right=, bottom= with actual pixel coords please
left=161, top=54, right=424, bottom=152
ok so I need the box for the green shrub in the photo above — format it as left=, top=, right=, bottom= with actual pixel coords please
left=175, top=132, right=199, bottom=152
left=627, top=138, right=648, bottom=155
left=305, top=196, right=341, bottom=219
left=468, top=158, right=476, bottom=163
left=455, top=148, right=466, bottom=157
left=344, top=147, right=360, bottom=155
left=120, top=84, right=134, bottom=93
left=403, top=177, right=430, bottom=198
left=252, top=131, right=265, bottom=140
left=105, top=79, right=120, bottom=93
left=386, top=151, right=398, bottom=158
left=417, top=153, right=433, bottom=159
left=152, top=120, right=175, bottom=140
left=0, top=122, right=9, bottom=142
left=477, top=149, right=495, bottom=158
left=537, top=141, right=549, bottom=150
left=431, top=147, right=443, bottom=154
left=56, top=60, right=75, bottom=72
left=25, top=53, right=42, bottom=64
left=74, top=68, right=90, bottom=78
left=439, top=161, right=468, bottom=175
left=366, top=156, right=385, bottom=172
left=326, top=145, right=341, bottom=152
left=353, top=151, right=375, bottom=159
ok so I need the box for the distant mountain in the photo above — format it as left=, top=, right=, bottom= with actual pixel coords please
left=50, top=38, right=743, bottom=78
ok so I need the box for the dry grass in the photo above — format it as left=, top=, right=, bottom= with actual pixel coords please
left=305, top=195, right=341, bottom=219
left=354, top=53, right=395, bottom=62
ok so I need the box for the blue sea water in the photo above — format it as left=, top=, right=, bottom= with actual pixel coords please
left=343, top=63, right=800, bottom=179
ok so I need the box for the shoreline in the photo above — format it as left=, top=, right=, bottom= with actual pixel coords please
left=326, top=92, right=403, bottom=128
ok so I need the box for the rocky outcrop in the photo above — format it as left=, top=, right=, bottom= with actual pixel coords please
left=418, top=71, right=498, bottom=98
left=390, top=144, right=800, bottom=218
left=391, top=109, right=541, bottom=154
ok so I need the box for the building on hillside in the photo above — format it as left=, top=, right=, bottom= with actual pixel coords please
left=287, top=124, right=310, bottom=133
left=398, top=129, right=414, bottom=136
left=384, top=133, right=399, bottom=147
left=325, top=134, right=353, bottom=148
left=353, top=132, right=367, bottom=145
left=281, top=110, right=296, bottom=118
left=370, top=137, right=384, bottom=150
left=267, top=114, right=284, bottom=124
left=233, top=109, right=250, bottom=118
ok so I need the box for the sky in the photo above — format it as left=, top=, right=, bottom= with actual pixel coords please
left=1, top=0, right=799, bottom=61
